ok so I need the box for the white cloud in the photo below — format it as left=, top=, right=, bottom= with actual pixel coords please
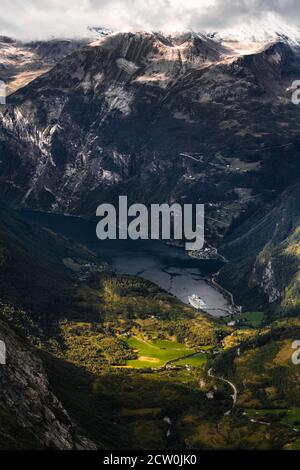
left=0, top=0, right=299, bottom=40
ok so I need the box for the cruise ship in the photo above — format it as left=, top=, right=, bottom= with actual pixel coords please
left=188, top=294, right=207, bottom=310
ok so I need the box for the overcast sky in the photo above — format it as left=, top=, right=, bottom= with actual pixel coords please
left=1, top=0, right=299, bottom=40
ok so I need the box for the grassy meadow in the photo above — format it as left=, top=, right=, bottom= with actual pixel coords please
left=123, top=336, right=195, bottom=368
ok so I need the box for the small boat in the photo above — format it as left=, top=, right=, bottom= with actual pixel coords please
left=188, top=294, right=207, bottom=310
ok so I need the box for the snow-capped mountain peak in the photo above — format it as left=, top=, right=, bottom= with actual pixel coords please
left=210, top=16, right=300, bottom=49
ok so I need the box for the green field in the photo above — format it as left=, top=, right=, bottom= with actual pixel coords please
left=226, top=311, right=265, bottom=328
left=239, top=311, right=265, bottom=327
left=246, top=408, right=300, bottom=430
left=173, top=353, right=208, bottom=367
left=124, top=336, right=195, bottom=369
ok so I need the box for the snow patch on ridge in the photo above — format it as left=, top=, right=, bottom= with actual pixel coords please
left=209, top=15, right=300, bottom=51
left=104, top=85, right=134, bottom=116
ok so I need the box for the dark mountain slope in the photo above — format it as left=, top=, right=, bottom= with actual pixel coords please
left=0, top=318, right=96, bottom=449
left=218, top=182, right=300, bottom=317
left=0, top=35, right=90, bottom=94
left=0, top=205, right=102, bottom=448
left=1, top=33, right=300, bottom=242
left=0, top=203, right=99, bottom=331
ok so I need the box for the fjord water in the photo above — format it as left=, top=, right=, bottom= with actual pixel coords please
left=21, top=211, right=231, bottom=317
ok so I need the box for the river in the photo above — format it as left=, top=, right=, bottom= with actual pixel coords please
left=20, top=211, right=232, bottom=317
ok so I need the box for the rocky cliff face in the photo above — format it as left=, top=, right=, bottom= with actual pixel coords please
left=0, top=203, right=103, bottom=449
left=0, top=319, right=96, bottom=449
left=219, top=182, right=300, bottom=316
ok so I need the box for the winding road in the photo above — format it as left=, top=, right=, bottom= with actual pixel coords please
left=208, top=368, right=238, bottom=415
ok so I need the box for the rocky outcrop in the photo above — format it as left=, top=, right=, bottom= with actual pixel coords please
left=257, top=259, right=282, bottom=304
left=0, top=320, right=96, bottom=449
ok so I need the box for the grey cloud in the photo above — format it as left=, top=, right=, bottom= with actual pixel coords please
left=0, top=0, right=299, bottom=40
left=187, top=0, right=300, bottom=30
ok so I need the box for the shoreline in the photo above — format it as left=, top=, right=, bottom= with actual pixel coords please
left=208, top=272, right=240, bottom=316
